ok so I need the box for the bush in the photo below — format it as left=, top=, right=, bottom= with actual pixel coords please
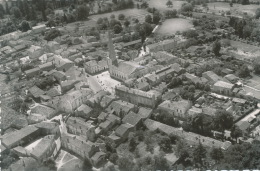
left=44, top=29, right=61, bottom=41
left=19, top=20, right=31, bottom=32
left=118, top=13, right=125, bottom=20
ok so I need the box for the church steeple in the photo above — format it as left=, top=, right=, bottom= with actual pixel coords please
left=108, top=30, right=118, bottom=67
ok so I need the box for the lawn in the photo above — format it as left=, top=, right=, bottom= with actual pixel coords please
left=156, top=18, right=194, bottom=35
left=89, top=9, right=149, bottom=23
left=206, top=2, right=259, bottom=16
left=146, top=0, right=185, bottom=12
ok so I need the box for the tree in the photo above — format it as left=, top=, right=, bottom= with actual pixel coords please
left=241, top=0, right=249, bottom=5
left=19, top=20, right=31, bottom=32
left=212, top=110, right=234, bottom=132
left=154, top=154, right=170, bottom=170
left=256, top=8, right=260, bottom=19
left=230, top=2, right=233, bottom=7
left=193, top=142, right=207, bottom=167
left=237, top=64, right=250, bottom=78
left=212, top=40, right=221, bottom=56
left=158, top=136, right=172, bottom=152
left=30, top=5, right=37, bottom=20
left=35, top=0, right=47, bottom=21
left=230, top=125, right=243, bottom=142
left=82, top=159, right=93, bottom=171
left=124, top=20, right=130, bottom=27
left=44, top=29, right=61, bottom=41
left=77, top=5, right=89, bottom=20
left=118, top=13, right=125, bottom=20
left=210, top=148, right=223, bottom=163
left=181, top=3, right=193, bottom=12
left=113, top=24, right=122, bottom=34
left=110, top=14, right=115, bottom=19
left=0, top=4, right=5, bottom=18
left=109, top=153, right=118, bottom=164
left=128, top=137, right=137, bottom=152
left=145, top=14, right=152, bottom=24
left=117, top=157, right=134, bottom=171
left=12, top=7, right=22, bottom=18
left=176, top=139, right=190, bottom=162
left=166, top=0, right=173, bottom=7
left=5, top=3, right=10, bottom=15
left=164, top=9, right=177, bottom=18
left=153, top=13, right=160, bottom=24
left=254, top=57, right=260, bottom=74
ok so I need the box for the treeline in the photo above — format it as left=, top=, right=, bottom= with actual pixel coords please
left=229, top=17, right=260, bottom=42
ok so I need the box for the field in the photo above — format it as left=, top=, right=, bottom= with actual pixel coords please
left=156, top=18, right=194, bottom=35
left=228, top=40, right=260, bottom=62
left=146, top=0, right=185, bottom=12
left=89, top=9, right=149, bottom=23
left=206, top=2, right=259, bottom=16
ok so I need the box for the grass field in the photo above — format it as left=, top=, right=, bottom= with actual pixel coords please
left=156, top=18, right=194, bottom=35
left=146, top=0, right=185, bottom=12
left=89, top=9, right=149, bottom=23
left=206, top=2, right=259, bottom=16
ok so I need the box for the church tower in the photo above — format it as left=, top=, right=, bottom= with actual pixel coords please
left=107, top=30, right=118, bottom=67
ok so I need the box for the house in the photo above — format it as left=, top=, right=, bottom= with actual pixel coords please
left=52, top=70, right=67, bottom=83
left=59, top=89, right=94, bottom=113
left=27, top=114, right=47, bottom=124
left=30, top=104, right=57, bottom=119
left=66, top=117, right=96, bottom=142
left=115, top=123, right=134, bottom=140
left=98, top=120, right=114, bottom=134
left=232, top=98, right=247, bottom=105
left=75, top=104, right=93, bottom=119
left=202, top=71, right=223, bottom=84
left=153, top=51, right=179, bottom=65
left=28, top=85, right=45, bottom=99
left=123, top=39, right=141, bottom=48
left=32, top=24, right=46, bottom=34
left=24, top=67, right=41, bottom=78
left=86, top=90, right=108, bottom=107
left=74, top=81, right=89, bottom=90
left=97, top=112, right=109, bottom=123
left=236, top=121, right=250, bottom=134
left=53, top=55, right=74, bottom=72
left=30, top=135, right=57, bottom=161
left=2, top=125, right=40, bottom=148
left=202, top=107, right=217, bottom=117
left=9, top=157, right=38, bottom=171
left=188, top=107, right=203, bottom=116
left=145, top=119, right=231, bottom=150
left=106, top=114, right=121, bottom=125
left=224, top=74, right=239, bottom=83
left=222, top=68, right=234, bottom=75
left=46, top=86, right=61, bottom=97
left=39, top=62, right=55, bottom=72
left=158, top=100, right=192, bottom=120
left=35, top=121, right=60, bottom=136
left=213, top=81, right=234, bottom=95
left=65, top=66, right=87, bottom=81
left=45, top=41, right=60, bottom=53
left=106, top=100, right=135, bottom=117
left=61, top=80, right=80, bottom=92
left=61, top=134, right=99, bottom=161
left=13, top=44, right=27, bottom=52
left=84, top=60, right=108, bottom=75
left=137, top=107, right=153, bottom=119
left=115, top=86, right=161, bottom=108
left=91, top=151, right=107, bottom=168
left=100, top=95, right=117, bottom=108
left=146, top=39, right=178, bottom=53
left=135, top=79, right=150, bottom=91
left=27, top=45, right=44, bottom=59
left=106, top=132, right=121, bottom=148
left=122, top=111, right=143, bottom=128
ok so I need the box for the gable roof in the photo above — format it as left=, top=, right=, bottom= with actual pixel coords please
left=28, top=85, right=45, bottom=98
left=122, top=111, right=142, bottom=126
left=115, top=123, right=133, bottom=137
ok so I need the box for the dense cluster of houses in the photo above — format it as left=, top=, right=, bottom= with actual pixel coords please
left=1, top=16, right=260, bottom=170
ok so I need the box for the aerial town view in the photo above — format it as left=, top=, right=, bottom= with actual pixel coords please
left=1, top=0, right=260, bottom=170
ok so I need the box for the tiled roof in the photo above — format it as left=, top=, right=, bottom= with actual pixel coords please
left=28, top=85, right=45, bottom=98
left=138, top=107, right=153, bottom=119
left=25, top=67, right=40, bottom=75
left=76, top=104, right=93, bottom=114
left=99, top=120, right=113, bottom=129
left=115, top=123, right=133, bottom=137
left=106, top=100, right=135, bottom=115
left=2, top=125, right=40, bottom=148
left=122, top=112, right=142, bottom=126
left=10, top=157, right=37, bottom=171
left=30, top=135, right=55, bottom=159
left=98, top=112, right=109, bottom=121
left=214, top=81, right=234, bottom=90
left=46, top=87, right=60, bottom=97
left=67, top=117, right=94, bottom=130
left=100, top=95, right=116, bottom=108
left=31, top=104, right=56, bottom=117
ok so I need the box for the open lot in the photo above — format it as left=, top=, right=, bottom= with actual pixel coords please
left=156, top=18, right=194, bottom=35
left=89, top=9, right=149, bottom=23
left=146, top=0, right=184, bottom=12
left=206, top=2, right=259, bottom=16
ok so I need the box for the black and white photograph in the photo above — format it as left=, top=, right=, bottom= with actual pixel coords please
left=0, top=0, right=260, bottom=170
